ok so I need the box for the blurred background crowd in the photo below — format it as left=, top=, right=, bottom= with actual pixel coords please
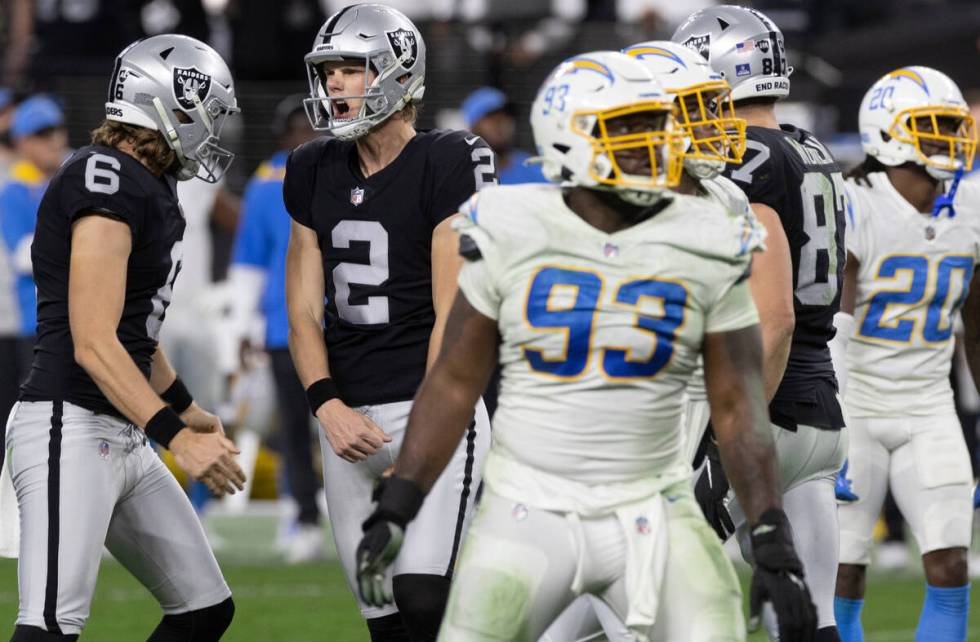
left=1, top=0, right=980, bottom=566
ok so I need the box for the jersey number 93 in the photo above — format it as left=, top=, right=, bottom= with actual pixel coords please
left=523, top=266, right=687, bottom=379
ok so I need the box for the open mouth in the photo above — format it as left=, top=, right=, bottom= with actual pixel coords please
left=332, top=99, right=352, bottom=120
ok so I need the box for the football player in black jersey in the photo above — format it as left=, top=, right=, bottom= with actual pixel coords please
left=284, top=5, right=495, bottom=641
left=5, top=35, right=243, bottom=641
left=674, top=6, right=847, bottom=642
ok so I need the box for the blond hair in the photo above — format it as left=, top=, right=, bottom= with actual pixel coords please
left=90, top=120, right=177, bottom=176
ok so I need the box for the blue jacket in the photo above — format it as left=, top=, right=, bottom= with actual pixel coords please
left=231, top=151, right=292, bottom=349
left=0, top=161, right=46, bottom=336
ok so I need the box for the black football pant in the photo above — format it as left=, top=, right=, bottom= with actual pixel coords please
left=269, top=348, right=321, bottom=525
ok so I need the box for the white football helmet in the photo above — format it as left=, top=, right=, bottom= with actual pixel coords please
left=672, top=5, right=792, bottom=102
left=105, top=34, right=239, bottom=182
left=531, top=51, right=683, bottom=205
left=623, top=40, right=746, bottom=179
left=859, top=66, right=976, bottom=180
left=304, top=3, right=425, bottom=140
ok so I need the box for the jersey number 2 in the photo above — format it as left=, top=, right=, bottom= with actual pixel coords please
left=331, top=221, right=389, bottom=325
left=524, top=267, right=687, bottom=379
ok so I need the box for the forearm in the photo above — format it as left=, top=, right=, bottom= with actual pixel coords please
left=394, top=364, right=483, bottom=492
left=760, top=320, right=793, bottom=401
left=148, top=345, right=178, bottom=394
left=75, top=335, right=167, bottom=427
left=712, top=392, right=781, bottom=525
left=963, top=328, right=980, bottom=397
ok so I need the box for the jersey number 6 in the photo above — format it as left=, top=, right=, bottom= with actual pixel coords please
left=523, top=266, right=687, bottom=379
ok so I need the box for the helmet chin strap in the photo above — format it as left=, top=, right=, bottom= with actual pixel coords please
left=931, top=166, right=965, bottom=219
left=684, top=157, right=725, bottom=180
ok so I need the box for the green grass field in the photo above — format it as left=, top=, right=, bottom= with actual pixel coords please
left=0, top=512, right=977, bottom=641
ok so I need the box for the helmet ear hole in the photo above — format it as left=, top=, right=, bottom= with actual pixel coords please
left=172, top=110, right=192, bottom=124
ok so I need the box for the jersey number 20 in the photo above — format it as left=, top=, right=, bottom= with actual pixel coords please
left=524, top=267, right=686, bottom=379
left=859, top=254, right=974, bottom=343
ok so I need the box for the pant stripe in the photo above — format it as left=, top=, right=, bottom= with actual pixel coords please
left=445, top=421, right=476, bottom=578
left=43, top=400, right=63, bottom=634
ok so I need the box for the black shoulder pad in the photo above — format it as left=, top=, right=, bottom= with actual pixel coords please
left=458, top=233, right=483, bottom=261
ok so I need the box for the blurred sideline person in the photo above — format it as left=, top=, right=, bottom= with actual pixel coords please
left=284, top=5, right=495, bottom=640
left=832, top=66, right=979, bottom=642
left=0, top=87, right=18, bottom=470
left=674, top=6, right=848, bottom=640
left=222, top=94, right=324, bottom=563
left=4, top=35, right=244, bottom=640
left=354, top=50, right=817, bottom=642
left=460, top=86, right=547, bottom=185
left=162, top=151, right=240, bottom=523
left=0, top=96, right=69, bottom=470
left=538, top=39, right=755, bottom=642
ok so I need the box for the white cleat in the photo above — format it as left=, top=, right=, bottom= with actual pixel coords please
left=285, top=523, right=327, bottom=564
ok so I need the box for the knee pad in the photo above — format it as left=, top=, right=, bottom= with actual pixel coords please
left=366, top=612, right=410, bottom=642
left=392, top=573, right=451, bottom=641
left=10, top=625, right=79, bottom=641
left=147, top=596, right=235, bottom=641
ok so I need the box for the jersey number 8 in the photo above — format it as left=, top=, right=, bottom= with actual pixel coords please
left=523, top=266, right=687, bottom=379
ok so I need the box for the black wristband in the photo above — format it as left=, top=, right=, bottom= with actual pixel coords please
left=363, top=475, right=426, bottom=530
left=306, top=377, right=341, bottom=416
left=145, top=406, right=185, bottom=449
left=161, top=377, right=194, bottom=414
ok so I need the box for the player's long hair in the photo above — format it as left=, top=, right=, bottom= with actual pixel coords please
left=90, top=120, right=178, bottom=177
left=845, top=155, right=889, bottom=186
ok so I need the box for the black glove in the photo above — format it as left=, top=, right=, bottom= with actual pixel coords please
left=749, top=508, right=817, bottom=642
left=693, top=434, right=736, bottom=540
left=355, top=476, right=425, bottom=607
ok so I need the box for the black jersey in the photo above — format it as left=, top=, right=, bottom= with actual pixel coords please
left=284, top=129, right=497, bottom=406
left=20, top=146, right=185, bottom=418
left=723, top=125, right=846, bottom=430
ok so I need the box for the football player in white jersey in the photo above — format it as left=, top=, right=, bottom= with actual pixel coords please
left=353, top=51, right=818, bottom=642
left=537, top=40, right=757, bottom=642
left=831, top=66, right=980, bottom=642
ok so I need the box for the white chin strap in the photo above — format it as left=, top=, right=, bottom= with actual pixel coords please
left=684, top=158, right=725, bottom=180
left=925, top=155, right=961, bottom=181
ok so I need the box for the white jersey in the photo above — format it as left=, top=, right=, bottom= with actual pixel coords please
left=844, top=172, right=980, bottom=417
left=455, top=183, right=764, bottom=512
left=686, top=175, right=755, bottom=402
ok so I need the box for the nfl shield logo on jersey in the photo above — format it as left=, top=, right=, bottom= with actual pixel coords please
left=98, top=439, right=110, bottom=459
left=173, top=67, right=212, bottom=110
left=635, top=516, right=651, bottom=535
left=350, top=187, right=365, bottom=206
left=386, top=29, right=418, bottom=68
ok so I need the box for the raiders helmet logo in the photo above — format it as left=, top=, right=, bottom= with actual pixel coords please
left=386, top=28, right=418, bottom=69
left=683, top=34, right=712, bottom=61
left=173, top=66, right=212, bottom=111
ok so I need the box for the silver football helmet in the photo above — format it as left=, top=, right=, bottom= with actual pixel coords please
left=304, top=3, right=426, bottom=140
left=105, top=34, right=239, bottom=182
left=672, top=5, right=793, bottom=102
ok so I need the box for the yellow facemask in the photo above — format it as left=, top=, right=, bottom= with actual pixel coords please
left=669, top=80, right=747, bottom=165
left=890, top=105, right=977, bottom=172
left=570, top=100, right=685, bottom=191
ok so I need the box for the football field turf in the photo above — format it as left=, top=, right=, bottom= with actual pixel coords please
left=0, top=512, right=976, bottom=641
